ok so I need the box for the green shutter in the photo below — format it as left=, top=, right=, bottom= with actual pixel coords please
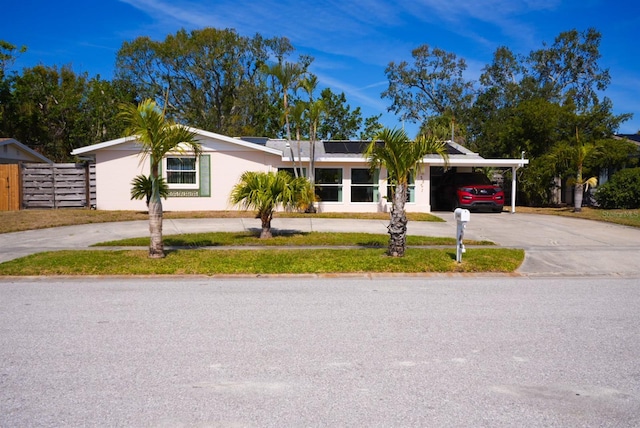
left=199, top=155, right=211, bottom=197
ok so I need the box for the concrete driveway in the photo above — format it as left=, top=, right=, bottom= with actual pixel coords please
left=1, top=212, right=639, bottom=276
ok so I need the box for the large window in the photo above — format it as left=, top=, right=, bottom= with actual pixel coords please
left=315, top=168, right=342, bottom=202
left=165, top=157, right=197, bottom=188
left=351, top=168, right=379, bottom=202
left=387, top=173, right=415, bottom=203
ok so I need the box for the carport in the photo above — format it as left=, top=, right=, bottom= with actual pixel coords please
left=428, top=154, right=529, bottom=213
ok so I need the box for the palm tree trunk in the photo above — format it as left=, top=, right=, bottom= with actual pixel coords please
left=388, top=183, right=408, bottom=257
left=574, top=166, right=584, bottom=213
left=148, top=170, right=164, bottom=258
left=574, top=183, right=584, bottom=213
left=260, top=213, right=273, bottom=239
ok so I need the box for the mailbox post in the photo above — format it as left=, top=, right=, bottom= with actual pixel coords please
left=454, top=208, right=471, bottom=263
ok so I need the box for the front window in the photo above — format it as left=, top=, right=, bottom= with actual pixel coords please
left=351, top=168, right=379, bottom=202
left=315, top=168, right=342, bottom=202
left=165, top=157, right=198, bottom=188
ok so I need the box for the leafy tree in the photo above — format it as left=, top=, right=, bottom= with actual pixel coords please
left=366, top=128, right=449, bottom=257
left=0, top=41, right=26, bottom=125
left=468, top=28, right=632, bottom=206
left=3, top=65, right=92, bottom=161
left=118, top=99, right=200, bottom=258
left=130, top=174, right=169, bottom=208
left=115, top=28, right=294, bottom=136
left=230, top=170, right=313, bottom=239
left=527, top=28, right=611, bottom=111
left=360, top=114, right=384, bottom=140
left=382, top=45, right=475, bottom=134
left=316, top=88, right=362, bottom=140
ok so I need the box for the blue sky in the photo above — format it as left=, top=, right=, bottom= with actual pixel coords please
left=3, top=0, right=640, bottom=137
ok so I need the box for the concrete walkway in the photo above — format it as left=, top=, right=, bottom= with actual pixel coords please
left=1, top=212, right=639, bottom=277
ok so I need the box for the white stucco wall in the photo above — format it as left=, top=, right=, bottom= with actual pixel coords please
left=89, top=135, right=434, bottom=213
left=312, top=162, right=432, bottom=214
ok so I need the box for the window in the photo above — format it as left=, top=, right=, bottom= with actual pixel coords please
left=165, top=157, right=197, bottom=188
left=315, top=168, right=342, bottom=202
left=387, top=173, right=415, bottom=203
left=351, top=168, right=379, bottom=202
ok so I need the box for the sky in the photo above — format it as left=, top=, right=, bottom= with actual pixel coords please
left=3, top=0, right=640, bottom=138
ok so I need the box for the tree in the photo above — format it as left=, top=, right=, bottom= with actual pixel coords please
left=382, top=45, right=475, bottom=134
left=546, top=128, right=599, bottom=212
left=115, top=28, right=294, bottom=136
left=230, top=170, right=313, bottom=239
left=366, top=128, right=449, bottom=257
left=1, top=63, right=135, bottom=161
left=527, top=28, right=611, bottom=111
left=0, top=41, right=26, bottom=125
left=316, top=88, right=362, bottom=140
left=265, top=60, right=307, bottom=177
left=118, top=99, right=200, bottom=258
left=3, top=65, right=92, bottom=161
left=468, top=29, right=631, bottom=206
left=130, top=174, right=169, bottom=208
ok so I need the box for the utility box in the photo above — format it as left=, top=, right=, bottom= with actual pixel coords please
left=454, top=208, right=471, bottom=263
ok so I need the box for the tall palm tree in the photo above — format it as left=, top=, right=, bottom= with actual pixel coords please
left=266, top=62, right=305, bottom=177
left=230, top=170, right=313, bottom=239
left=300, top=74, right=324, bottom=212
left=366, top=128, right=449, bottom=257
left=118, top=99, right=200, bottom=258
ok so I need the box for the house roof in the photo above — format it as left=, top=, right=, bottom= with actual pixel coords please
left=70, top=128, right=282, bottom=156
left=70, top=128, right=528, bottom=169
left=0, top=138, right=53, bottom=163
left=261, top=138, right=527, bottom=167
left=615, top=134, right=640, bottom=145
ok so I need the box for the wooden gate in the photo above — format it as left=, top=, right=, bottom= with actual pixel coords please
left=0, top=164, right=20, bottom=211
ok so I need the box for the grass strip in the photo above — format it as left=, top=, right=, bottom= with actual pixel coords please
left=0, top=248, right=524, bottom=276
left=94, top=231, right=494, bottom=248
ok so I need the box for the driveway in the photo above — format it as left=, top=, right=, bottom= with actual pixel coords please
left=1, top=212, right=639, bottom=276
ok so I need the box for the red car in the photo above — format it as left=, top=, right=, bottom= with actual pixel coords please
left=436, top=172, right=504, bottom=212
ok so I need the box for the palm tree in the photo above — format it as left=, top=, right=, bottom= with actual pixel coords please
left=230, top=171, right=313, bottom=239
left=118, top=99, right=200, bottom=258
left=265, top=61, right=305, bottom=177
left=300, top=74, right=324, bottom=213
left=366, top=128, right=449, bottom=257
left=130, top=174, right=169, bottom=208
left=548, top=128, right=599, bottom=212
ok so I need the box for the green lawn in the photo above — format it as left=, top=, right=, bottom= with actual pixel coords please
left=0, top=248, right=524, bottom=276
left=94, top=231, right=494, bottom=248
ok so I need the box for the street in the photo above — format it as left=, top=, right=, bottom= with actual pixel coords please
left=1, top=276, right=639, bottom=427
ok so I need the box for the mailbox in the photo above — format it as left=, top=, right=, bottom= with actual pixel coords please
left=453, top=208, right=471, bottom=263
left=454, top=208, right=471, bottom=222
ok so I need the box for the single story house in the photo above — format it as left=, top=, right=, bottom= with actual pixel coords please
left=70, top=128, right=528, bottom=213
left=0, top=138, right=53, bottom=164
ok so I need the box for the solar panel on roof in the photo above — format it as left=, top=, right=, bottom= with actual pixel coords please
left=323, top=141, right=382, bottom=154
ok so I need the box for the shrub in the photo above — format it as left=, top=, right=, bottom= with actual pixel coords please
left=595, top=167, right=640, bottom=209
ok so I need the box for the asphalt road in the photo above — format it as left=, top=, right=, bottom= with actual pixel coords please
left=1, top=276, right=639, bottom=427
